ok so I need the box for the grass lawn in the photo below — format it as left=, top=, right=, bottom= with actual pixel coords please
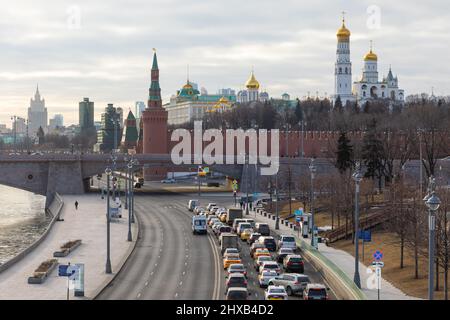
left=331, top=229, right=450, bottom=300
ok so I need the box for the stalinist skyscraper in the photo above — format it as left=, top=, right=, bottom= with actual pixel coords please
left=28, top=85, right=48, bottom=136
left=333, top=15, right=355, bottom=106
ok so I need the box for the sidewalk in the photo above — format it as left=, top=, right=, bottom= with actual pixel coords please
left=247, top=206, right=420, bottom=300
left=0, top=194, right=137, bottom=300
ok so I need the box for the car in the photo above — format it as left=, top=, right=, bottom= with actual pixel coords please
left=303, top=284, right=329, bottom=300
left=232, top=219, right=247, bottom=233
left=254, top=255, right=273, bottom=271
left=215, top=225, right=232, bottom=237
left=226, top=287, right=249, bottom=300
left=253, top=248, right=271, bottom=260
left=194, top=206, right=206, bottom=215
left=219, top=212, right=227, bottom=223
left=255, top=223, right=270, bottom=236
left=237, top=223, right=252, bottom=236
left=188, top=200, right=199, bottom=211
left=258, top=236, right=277, bottom=252
left=258, top=270, right=278, bottom=288
left=227, top=263, right=247, bottom=277
left=223, top=248, right=239, bottom=257
left=209, top=206, right=219, bottom=215
left=161, top=178, right=176, bottom=183
left=250, top=243, right=266, bottom=258
left=223, top=253, right=242, bottom=269
left=225, top=273, right=248, bottom=291
left=247, top=232, right=262, bottom=245
left=277, top=235, right=297, bottom=251
left=265, top=285, right=288, bottom=300
left=240, top=228, right=253, bottom=241
left=259, top=261, right=281, bottom=274
left=208, top=216, right=220, bottom=226
left=216, top=207, right=227, bottom=215
left=276, top=247, right=295, bottom=263
left=283, top=255, right=305, bottom=273
left=206, top=203, right=217, bottom=211
left=268, top=274, right=311, bottom=296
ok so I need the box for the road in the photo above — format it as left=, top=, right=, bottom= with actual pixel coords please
left=96, top=188, right=335, bottom=300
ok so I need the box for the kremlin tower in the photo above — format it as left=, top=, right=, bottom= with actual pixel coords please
left=141, top=49, right=169, bottom=181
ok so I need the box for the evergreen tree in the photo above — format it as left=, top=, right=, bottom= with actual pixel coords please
left=361, top=119, right=385, bottom=191
left=294, top=99, right=303, bottom=123
left=335, top=131, right=353, bottom=174
left=334, top=95, right=343, bottom=113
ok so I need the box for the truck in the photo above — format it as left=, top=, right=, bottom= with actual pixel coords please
left=192, top=215, right=207, bottom=235
left=220, top=233, right=239, bottom=254
left=226, top=208, right=243, bottom=226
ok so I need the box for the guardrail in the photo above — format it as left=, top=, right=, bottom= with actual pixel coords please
left=0, top=193, right=64, bottom=274
left=297, top=238, right=367, bottom=300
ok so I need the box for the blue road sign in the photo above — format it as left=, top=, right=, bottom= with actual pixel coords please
left=358, top=230, right=372, bottom=242
left=296, top=216, right=301, bottom=222
left=373, top=250, right=383, bottom=261
left=58, top=265, right=69, bottom=277
left=294, top=209, right=304, bottom=216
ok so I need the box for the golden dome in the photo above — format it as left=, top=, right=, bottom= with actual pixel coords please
left=336, top=21, right=351, bottom=41
left=245, top=71, right=260, bottom=89
left=183, top=82, right=193, bottom=89
left=364, top=49, right=378, bottom=61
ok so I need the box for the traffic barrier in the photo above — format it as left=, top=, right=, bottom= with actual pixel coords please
left=296, top=239, right=367, bottom=300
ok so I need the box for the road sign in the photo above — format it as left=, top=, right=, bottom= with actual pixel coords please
left=203, top=167, right=209, bottom=174
left=294, top=208, right=304, bottom=216
left=373, top=250, right=383, bottom=261
left=58, top=264, right=70, bottom=277
left=358, top=230, right=372, bottom=242
left=371, top=261, right=385, bottom=268
left=296, top=216, right=301, bottom=222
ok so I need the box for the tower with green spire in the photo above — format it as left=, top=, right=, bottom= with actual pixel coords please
left=148, top=49, right=162, bottom=108
left=142, top=49, right=169, bottom=180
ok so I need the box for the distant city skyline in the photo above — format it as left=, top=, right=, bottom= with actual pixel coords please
left=1, top=0, right=449, bottom=125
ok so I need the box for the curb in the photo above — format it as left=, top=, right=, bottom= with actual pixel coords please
left=91, top=210, right=141, bottom=300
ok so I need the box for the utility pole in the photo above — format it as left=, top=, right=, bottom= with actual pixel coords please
left=353, top=162, right=363, bottom=289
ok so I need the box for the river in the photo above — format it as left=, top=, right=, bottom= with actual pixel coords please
left=0, top=185, right=49, bottom=265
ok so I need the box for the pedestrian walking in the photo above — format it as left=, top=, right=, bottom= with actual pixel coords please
left=75, top=201, right=79, bottom=210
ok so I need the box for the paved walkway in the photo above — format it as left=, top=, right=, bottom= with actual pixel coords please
left=247, top=206, right=420, bottom=300
left=0, top=194, right=137, bottom=300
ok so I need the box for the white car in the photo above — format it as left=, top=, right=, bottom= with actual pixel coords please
left=265, top=285, right=288, bottom=300
left=258, top=270, right=278, bottom=288
left=161, top=178, right=176, bottom=183
left=278, top=235, right=297, bottom=250
left=207, top=203, right=217, bottom=211
left=259, top=261, right=281, bottom=274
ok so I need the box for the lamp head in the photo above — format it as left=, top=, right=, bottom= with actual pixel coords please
left=426, top=193, right=441, bottom=211
left=105, top=167, right=112, bottom=176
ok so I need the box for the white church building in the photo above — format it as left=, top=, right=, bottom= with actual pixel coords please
left=332, top=17, right=404, bottom=107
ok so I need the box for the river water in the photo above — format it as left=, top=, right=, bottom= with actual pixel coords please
left=0, top=185, right=49, bottom=265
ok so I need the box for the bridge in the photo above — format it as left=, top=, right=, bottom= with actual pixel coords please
left=0, top=153, right=447, bottom=208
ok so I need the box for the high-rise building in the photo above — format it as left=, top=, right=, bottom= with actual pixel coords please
left=94, top=103, right=123, bottom=153
left=79, top=98, right=95, bottom=132
left=48, top=114, right=64, bottom=132
left=12, top=117, right=26, bottom=134
left=135, top=101, right=146, bottom=120
left=28, top=85, right=48, bottom=136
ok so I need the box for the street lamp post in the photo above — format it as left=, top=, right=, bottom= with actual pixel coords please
left=130, top=158, right=138, bottom=224
left=275, top=173, right=279, bottom=230
left=309, top=158, right=317, bottom=248
left=124, top=157, right=128, bottom=210
left=246, top=154, right=249, bottom=215
left=424, top=176, right=441, bottom=300
left=127, top=161, right=133, bottom=242
left=353, top=162, right=363, bottom=289
left=105, top=167, right=112, bottom=274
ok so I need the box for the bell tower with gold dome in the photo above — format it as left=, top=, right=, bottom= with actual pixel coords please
left=333, top=13, right=355, bottom=106
left=245, top=70, right=260, bottom=102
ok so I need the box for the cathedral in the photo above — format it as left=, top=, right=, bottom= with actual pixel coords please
left=237, top=71, right=269, bottom=103
left=332, top=16, right=404, bottom=107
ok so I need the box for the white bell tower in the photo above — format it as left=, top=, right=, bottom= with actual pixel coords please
left=333, top=13, right=355, bottom=106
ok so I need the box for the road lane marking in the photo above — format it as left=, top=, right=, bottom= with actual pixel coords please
left=137, top=293, right=141, bottom=298
left=145, top=281, right=148, bottom=286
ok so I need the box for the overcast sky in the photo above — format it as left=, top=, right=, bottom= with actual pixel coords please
left=1, top=0, right=449, bottom=125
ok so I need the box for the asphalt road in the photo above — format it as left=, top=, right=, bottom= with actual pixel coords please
left=96, top=189, right=335, bottom=300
